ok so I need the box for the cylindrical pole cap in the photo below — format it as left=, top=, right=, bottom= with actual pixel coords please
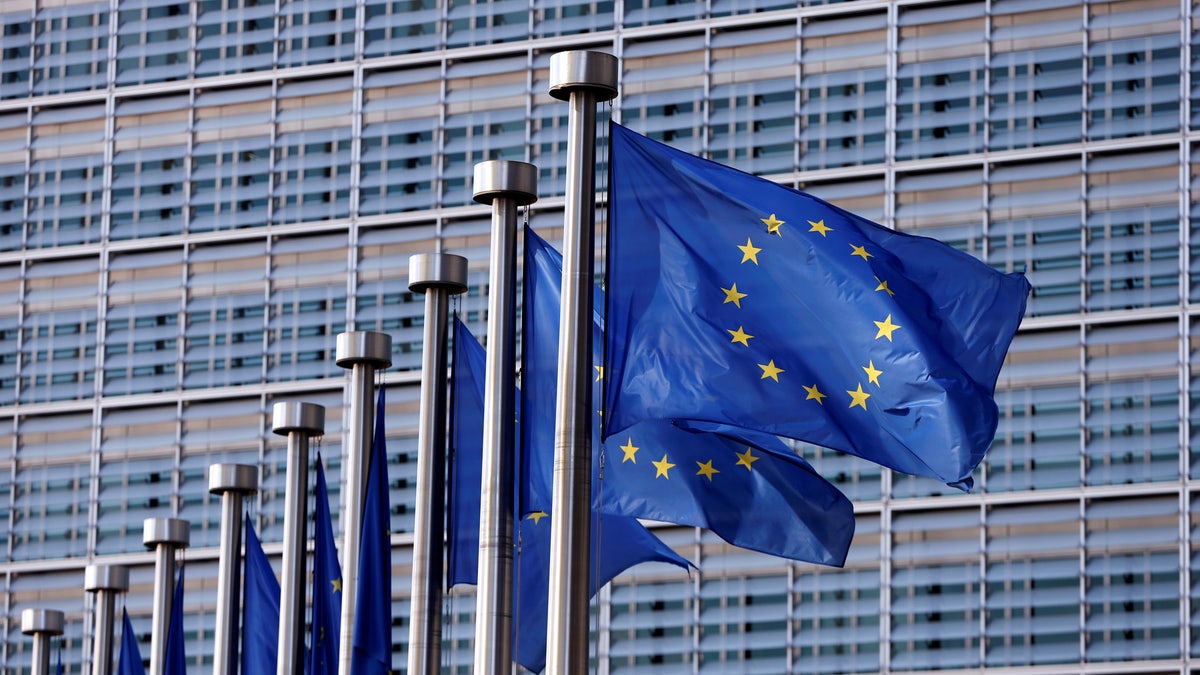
left=208, top=463, right=259, bottom=495
left=408, top=253, right=469, bottom=295
left=335, top=331, right=393, bottom=369
left=549, top=50, right=618, bottom=102
left=473, top=160, right=538, bottom=206
left=271, top=401, right=325, bottom=436
left=21, top=609, right=64, bottom=636
left=142, top=517, right=190, bottom=548
left=84, top=564, right=129, bottom=593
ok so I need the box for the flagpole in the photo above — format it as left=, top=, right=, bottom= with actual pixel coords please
left=272, top=401, right=325, bottom=675
left=21, top=609, right=64, bottom=675
left=406, top=252, right=468, bottom=675
left=335, top=331, right=391, bottom=675
left=84, top=563, right=129, bottom=675
left=142, top=518, right=189, bottom=675
left=471, top=160, right=537, bottom=675
left=544, top=50, right=617, bottom=675
left=208, top=463, right=258, bottom=675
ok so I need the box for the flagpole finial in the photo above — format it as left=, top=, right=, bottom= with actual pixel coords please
left=336, top=331, right=393, bottom=369
left=84, top=564, right=129, bottom=593
left=472, top=160, right=538, bottom=207
left=408, top=253, right=468, bottom=295
left=21, top=609, right=64, bottom=636
left=271, top=401, right=326, bottom=436
left=207, top=463, right=259, bottom=494
left=142, top=518, right=190, bottom=549
left=548, top=51, right=618, bottom=102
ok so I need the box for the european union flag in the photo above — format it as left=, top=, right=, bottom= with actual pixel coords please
left=165, top=567, right=185, bottom=675
left=447, top=318, right=487, bottom=588
left=56, top=640, right=63, bottom=675
left=605, top=123, right=1031, bottom=490
left=350, top=388, right=391, bottom=675
left=241, top=518, right=280, bottom=675
left=309, top=456, right=342, bottom=675
left=524, top=228, right=854, bottom=564
left=447, top=319, right=691, bottom=673
left=117, top=609, right=145, bottom=675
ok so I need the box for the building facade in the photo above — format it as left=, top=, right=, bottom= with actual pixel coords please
left=0, top=0, right=1194, bottom=672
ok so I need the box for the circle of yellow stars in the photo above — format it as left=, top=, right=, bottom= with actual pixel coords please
left=616, top=439, right=764, bottom=485
left=716, top=209, right=905, bottom=413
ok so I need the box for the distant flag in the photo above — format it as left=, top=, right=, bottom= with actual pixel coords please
left=309, top=456, right=342, bottom=675
left=350, top=388, right=391, bottom=675
left=117, top=609, right=145, bottom=675
left=241, top=518, right=280, bottom=675
left=56, top=639, right=63, bottom=675
left=448, top=318, right=691, bottom=673
left=605, top=123, right=1031, bottom=490
left=164, top=567, right=185, bottom=675
left=524, top=228, right=854, bottom=564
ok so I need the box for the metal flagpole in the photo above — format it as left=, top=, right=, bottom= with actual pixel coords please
left=84, top=563, right=129, bottom=675
left=208, top=463, right=258, bottom=675
left=471, top=160, right=538, bottom=675
left=544, top=50, right=618, bottom=675
left=21, top=609, right=64, bottom=675
left=272, top=401, right=325, bottom=675
left=335, top=330, right=391, bottom=675
left=406, top=252, right=468, bottom=675
left=143, top=517, right=189, bottom=675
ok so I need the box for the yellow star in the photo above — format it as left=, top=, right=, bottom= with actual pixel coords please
left=850, top=244, right=873, bottom=261
left=803, top=383, right=826, bottom=404
left=862, top=360, right=882, bottom=386
left=695, top=459, right=720, bottom=481
left=758, top=359, right=783, bottom=382
left=652, top=454, right=675, bottom=479
left=594, top=365, right=604, bottom=381
left=874, top=314, right=901, bottom=341
left=808, top=219, right=832, bottom=237
left=735, top=448, right=759, bottom=471
left=331, top=578, right=342, bottom=593
left=847, top=383, right=870, bottom=410
left=722, top=283, right=747, bottom=308
left=527, top=511, right=549, bottom=524
left=738, top=238, right=761, bottom=264
left=728, top=326, right=753, bottom=346
left=620, top=438, right=639, bottom=463
left=875, top=276, right=895, bottom=297
left=761, top=213, right=784, bottom=235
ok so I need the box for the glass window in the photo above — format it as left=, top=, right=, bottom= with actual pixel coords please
left=1086, top=0, right=1181, bottom=140
left=1084, top=148, right=1180, bottom=311
left=266, top=232, right=347, bottom=382
left=985, top=500, right=1082, bottom=666
left=278, top=0, right=355, bottom=68
left=446, top=0, right=529, bottom=49
left=0, top=10, right=33, bottom=100
left=272, top=77, right=355, bottom=225
left=622, top=34, right=706, bottom=153
left=361, top=66, right=443, bottom=216
left=364, top=0, right=441, bottom=57
left=196, top=0, right=276, bottom=77
left=533, top=0, right=613, bottom=39
left=192, top=84, right=275, bottom=232
left=115, top=0, right=190, bottom=85
left=799, top=12, right=888, bottom=170
left=896, top=2, right=987, bottom=160
left=32, top=2, right=108, bottom=95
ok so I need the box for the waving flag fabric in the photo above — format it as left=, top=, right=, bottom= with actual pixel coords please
left=605, top=123, right=1030, bottom=490
left=164, top=567, right=185, bottom=675
left=524, top=228, right=854, bottom=564
left=117, top=609, right=145, bottom=675
left=309, top=457, right=342, bottom=675
left=350, top=389, right=392, bottom=675
left=241, top=518, right=280, bottom=675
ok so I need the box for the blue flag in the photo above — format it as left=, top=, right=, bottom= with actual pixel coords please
left=117, top=609, right=145, bottom=675
left=309, top=456, right=342, bottom=675
left=605, top=123, right=1031, bottom=490
left=525, top=228, right=854, bottom=565
left=350, top=388, right=391, bottom=675
left=241, top=518, right=280, bottom=675
left=447, top=318, right=487, bottom=587
left=165, top=567, right=186, bottom=675
left=448, top=319, right=691, bottom=673
left=56, top=640, right=63, bottom=675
